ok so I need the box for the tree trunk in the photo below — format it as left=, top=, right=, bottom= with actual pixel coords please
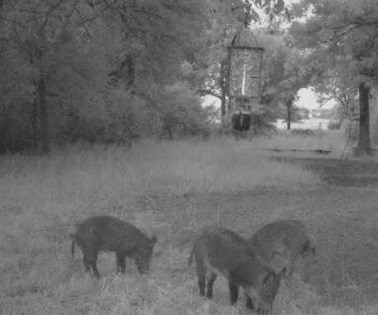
left=0, top=99, right=9, bottom=154
left=126, top=54, right=135, bottom=88
left=356, top=81, right=371, bottom=156
left=286, top=98, right=292, bottom=130
left=31, top=89, right=39, bottom=151
left=37, top=74, right=50, bottom=155
left=165, top=125, right=173, bottom=140
left=220, top=60, right=227, bottom=119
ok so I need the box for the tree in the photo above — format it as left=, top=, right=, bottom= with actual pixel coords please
left=254, top=30, right=317, bottom=130
left=0, top=0, right=91, bottom=154
left=314, top=81, right=358, bottom=121
left=290, top=0, right=378, bottom=155
left=192, top=0, right=293, bottom=120
left=136, top=82, right=210, bottom=140
left=0, top=0, right=216, bottom=152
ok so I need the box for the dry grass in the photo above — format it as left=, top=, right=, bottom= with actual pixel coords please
left=0, top=134, right=377, bottom=314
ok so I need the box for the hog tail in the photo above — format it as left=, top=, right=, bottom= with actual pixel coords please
left=70, top=233, right=77, bottom=260
left=188, top=248, right=195, bottom=267
left=303, top=239, right=316, bottom=256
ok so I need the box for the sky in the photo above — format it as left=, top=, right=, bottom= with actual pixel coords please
left=296, top=88, right=335, bottom=110
left=286, top=0, right=301, bottom=4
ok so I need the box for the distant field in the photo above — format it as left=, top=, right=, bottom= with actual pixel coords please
left=1, top=134, right=378, bottom=315
left=275, top=118, right=333, bottom=130
left=255, top=129, right=346, bottom=158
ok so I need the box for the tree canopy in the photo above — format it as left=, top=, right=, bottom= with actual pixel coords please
left=1, top=0, right=377, bottom=154
left=0, top=0, right=220, bottom=152
left=289, top=0, right=378, bottom=154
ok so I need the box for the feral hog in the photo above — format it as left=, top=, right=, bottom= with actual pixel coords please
left=71, top=215, right=157, bottom=278
left=188, top=226, right=285, bottom=314
left=249, top=219, right=315, bottom=281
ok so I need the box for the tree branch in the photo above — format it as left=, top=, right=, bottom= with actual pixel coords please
left=197, top=89, right=221, bottom=100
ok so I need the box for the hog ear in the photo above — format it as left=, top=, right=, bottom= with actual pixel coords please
left=263, top=271, right=276, bottom=285
left=150, top=235, right=157, bottom=247
left=278, top=267, right=287, bottom=280
left=263, top=268, right=286, bottom=285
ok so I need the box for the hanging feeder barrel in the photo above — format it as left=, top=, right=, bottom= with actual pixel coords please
left=226, top=28, right=264, bottom=112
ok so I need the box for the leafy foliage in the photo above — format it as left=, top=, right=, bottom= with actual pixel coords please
left=290, top=0, right=378, bottom=154
left=0, top=0, right=219, bottom=153
left=253, top=30, right=317, bottom=129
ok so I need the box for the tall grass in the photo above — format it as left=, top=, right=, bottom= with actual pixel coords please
left=0, top=137, right=374, bottom=314
left=0, top=138, right=321, bottom=205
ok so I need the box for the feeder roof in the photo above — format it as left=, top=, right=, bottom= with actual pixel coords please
left=229, top=27, right=263, bottom=50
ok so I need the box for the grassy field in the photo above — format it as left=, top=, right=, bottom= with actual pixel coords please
left=1, top=132, right=378, bottom=314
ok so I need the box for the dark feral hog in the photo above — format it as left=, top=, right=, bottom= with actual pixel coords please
left=71, top=215, right=157, bottom=278
left=249, top=219, right=315, bottom=281
left=188, top=226, right=285, bottom=314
